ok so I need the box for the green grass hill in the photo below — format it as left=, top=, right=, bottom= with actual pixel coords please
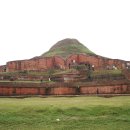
left=42, top=38, right=95, bottom=58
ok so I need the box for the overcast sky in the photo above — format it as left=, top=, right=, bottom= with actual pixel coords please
left=0, top=0, right=130, bottom=65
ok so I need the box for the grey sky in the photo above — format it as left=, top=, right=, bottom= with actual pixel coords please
left=0, top=0, right=130, bottom=65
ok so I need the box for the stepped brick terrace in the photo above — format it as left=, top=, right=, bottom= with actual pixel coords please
left=0, top=38, right=130, bottom=96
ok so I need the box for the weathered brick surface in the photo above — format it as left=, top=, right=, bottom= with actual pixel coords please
left=0, top=82, right=129, bottom=96
left=0, top=87, right=14, bottom=96
left=7, top=57, right=55, bottom=72
left=39, top=88, right=46, bottom=95
left=49, top=87, right=76, bottom=95
left=122, top=70, right=130, bottom=80
left=18, top=88, right=38, bottom=95
left=54, top=56, right=66, bottom=69
left=0, top=65, right=6, bottom=72
left=3, top=54, right=128, bottom=72
left=80, top=85, right=128, bottom=94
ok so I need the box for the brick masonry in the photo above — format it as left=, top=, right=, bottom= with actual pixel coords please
left=0, top=82, right=130, bottom=96
left=0, top=54, right=128, bottom=72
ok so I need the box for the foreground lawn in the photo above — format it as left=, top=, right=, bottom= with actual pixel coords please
left=0, top=96, right=130, bottom=130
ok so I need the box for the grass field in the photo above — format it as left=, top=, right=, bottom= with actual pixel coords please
left=0, top=96, right=130, bottom=130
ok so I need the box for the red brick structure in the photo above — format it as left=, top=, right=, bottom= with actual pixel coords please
left=122, top=69, right=130, bottom=80
left=1, top=39, right=130, bottom=96
left=0, top=54, right=128, bottom=72
left=5, top=56, right=66, bottom=72
left=0, top=65, right=6, bottom=72
left=0, top=82, right=130, bottom=96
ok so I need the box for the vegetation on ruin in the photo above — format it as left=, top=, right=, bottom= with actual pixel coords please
left=42, top=38, right=95, bottom=58
left=92, top=69, right=122, bottom=77
left=0, top=69, right=122, bottom=77
left=0, top=96, right=130, bottom=130
left=0, top=69, right=124, bottom=84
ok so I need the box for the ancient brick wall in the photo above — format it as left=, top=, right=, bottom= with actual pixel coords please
left=78, top=54, right=99, bottom=69
left=7, top=57, right=55, bottom=72
left=114, top=60, right=125, bottom=69
left=80, top=85, right=128, bottom=94
left=122, top=69, right=130, bottom=80
left=47, top=87, right=76, bottom=95
left=5, top=54, right=127, bottom=72
left=66, top=54, right=78, bottom=68
left=54, top=56, right=66, bottom=69
left=66, top=54, right=126, bottom=70
left=0, top=82, right=130, bottom=96
left=0, top=87, right=46, bottom=96
left=0, top=65, right=6, bottom=72
left=6, top=61, right=18, bottom=72
left=20, top=59, right=38, bottom=71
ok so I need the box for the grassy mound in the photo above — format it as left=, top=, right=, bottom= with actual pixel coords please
left=42, top=38, right=95, bottom=58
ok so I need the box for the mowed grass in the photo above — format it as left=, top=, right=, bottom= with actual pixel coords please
left=0, top=96, right=130, bottom=130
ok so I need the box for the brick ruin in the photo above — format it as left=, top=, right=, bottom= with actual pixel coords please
left=0, top=54, right=129, bottom=72
left=0, top=38, right=130, bottom=96
left=0, top=81, right=130, bottom=96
